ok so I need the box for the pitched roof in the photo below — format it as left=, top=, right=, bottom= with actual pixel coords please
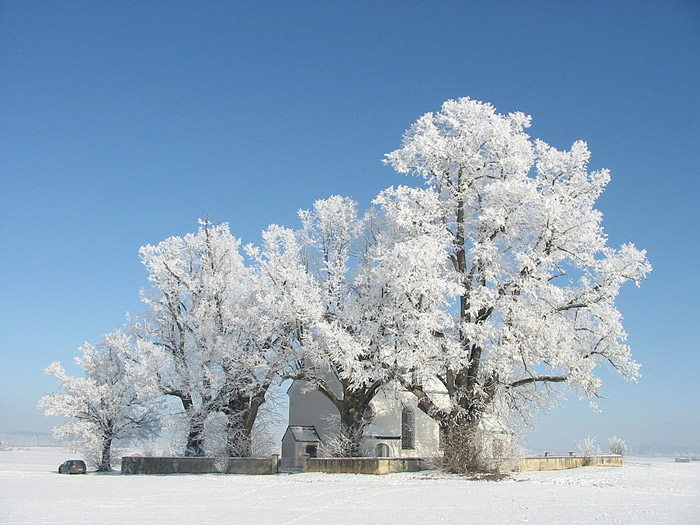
left=285, top=426, right=320, bottom=443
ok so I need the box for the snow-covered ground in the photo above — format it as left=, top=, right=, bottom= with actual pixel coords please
left=1, top=448, right=698, bottom=524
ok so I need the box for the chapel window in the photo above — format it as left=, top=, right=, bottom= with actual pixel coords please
left=401, top=406, right=415, bottom=449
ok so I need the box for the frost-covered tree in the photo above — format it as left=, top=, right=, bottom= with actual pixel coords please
left=577, top=435, right=601, bottom=465
left=135, top=218, right=312, bottom=456
left=295, top=196, right=377, bottom=455
left=135, top=218, right=250, bottom=456
left=384, top=98, right=651, bottom=472
left=297, top=191, right=456, bottom=455
left=219, top=224, right=318, bottom=456
left=609, top=436, right=627, bottom=456
left=38, top=329, right=161, bottom=471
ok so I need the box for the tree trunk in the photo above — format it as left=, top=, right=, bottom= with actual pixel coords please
left=312, top=376, right=381, bottom=457
left=180, top=396, right=206, bottom=457
left=224, top=418, right=251, bottom=457
left=338, top=392, right=368, bottom=457
left=185, top=418, right=206, bottom=457
left=98, top=435, right=113, bottom=472
left=441, top=416, right=485, bottom=473
left=222, top=388, right=267, bottom=457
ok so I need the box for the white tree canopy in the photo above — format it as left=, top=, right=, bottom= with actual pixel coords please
left=294, top=190, right=458, bottom=454
left=384, top=98, right=651, bottom=435
left=134, top=218, right=249, bottom=455
left=134, top=218, right=315, bottom=456
left=38, top=329, right=161, bottom=470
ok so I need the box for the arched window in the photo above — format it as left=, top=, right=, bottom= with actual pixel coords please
left=375, top=443, right=390, bottom=457
left=401, top=407, right=415, bottom=449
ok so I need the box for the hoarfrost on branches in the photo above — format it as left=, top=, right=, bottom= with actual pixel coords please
left=133, top=218, right=314, bottom=456
left=609, top=436, right=627, bottom=456
left=384, top=97, right=650, bottom=472
left=37, top=96, right=649, bottom=474
left=577, top=435, right=601, bottom=465
left=296, top=191, right=456, bottom=454
left=133, top=218, right=249, bottom=456
left=38, top=329, right=161, bottom=471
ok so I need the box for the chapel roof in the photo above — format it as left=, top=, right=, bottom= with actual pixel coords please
left=286, top=425, right=321, bottom=443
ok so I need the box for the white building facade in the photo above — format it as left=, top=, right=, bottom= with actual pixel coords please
left=281, top=376, right=445, bottom=468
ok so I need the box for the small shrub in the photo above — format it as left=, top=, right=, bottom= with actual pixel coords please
left=609, top=436, right=626, bottom=456
left=442, top=424, right=514, bottom=475
left=576, top=436, right=601, bottom=466
left=319, top=432, right=355, bottom=458
left=319, top=425, right=367, bottom=457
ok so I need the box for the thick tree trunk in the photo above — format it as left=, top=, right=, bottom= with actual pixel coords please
left=339, top=397, right=366, bottom=457
left=222, top=387, right=267, bottom=457
left=405, top=375, right=496, bottom=474
left=312, top=376, right=382, bottom=457
left=223, top=392, right=248, bottom=456
left=98, top=435, right=113, bottom=472
left=185, top=419, right=206, bottom=457
left=180, top=396, right=206, bottom=457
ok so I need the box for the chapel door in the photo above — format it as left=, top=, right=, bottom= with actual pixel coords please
left=375, top=443, right=390, bottom=457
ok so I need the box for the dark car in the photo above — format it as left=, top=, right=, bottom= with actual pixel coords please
left=58, top=460, right=87, bottom=474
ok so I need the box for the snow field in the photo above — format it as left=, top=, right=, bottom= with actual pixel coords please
left=1, top=448, right=698, bottom=524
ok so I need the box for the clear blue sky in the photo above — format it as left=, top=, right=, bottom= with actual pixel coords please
left=2, top=1, right=698, bottom=453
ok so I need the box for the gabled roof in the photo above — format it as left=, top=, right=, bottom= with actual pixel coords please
left=284, top=425, right=320, bottom=443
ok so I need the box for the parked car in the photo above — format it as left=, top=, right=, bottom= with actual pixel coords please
left=58, top=460, right=87, bottom=474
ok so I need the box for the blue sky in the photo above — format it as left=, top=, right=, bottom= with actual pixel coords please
left=2, top=1, right=698, bottom=453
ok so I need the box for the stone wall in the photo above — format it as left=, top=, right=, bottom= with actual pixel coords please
left=120, top=453, right=622, bottom=475
left=518, top=454, right=623, bottom=471
left=121, top=455, right=279, bottom=475
left=305, top=457, right=423, bottom=475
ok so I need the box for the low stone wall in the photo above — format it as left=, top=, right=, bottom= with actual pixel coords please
left=305, top=457, right=423, bottom=475
left=120, top=454, right=621, bottom=475
left=594, top=455, right=625, bottom=467
left=519, top=454, right=623, bottom=471
left=121, top=455, right=279, bottom=475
